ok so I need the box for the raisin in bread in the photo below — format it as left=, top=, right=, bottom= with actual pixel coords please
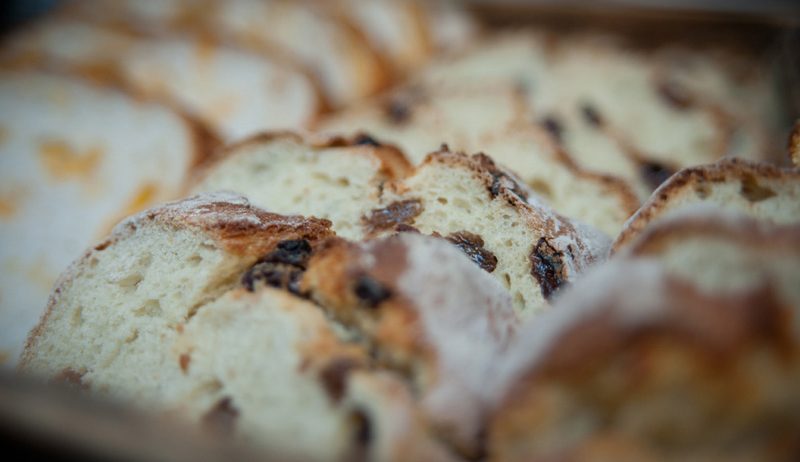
left=2, top=18, right=321, bottom=141
left=613, top=158, right=800, bottom=252
left=19, top=193, right=457, bottom=462
left=319, top=85, right=640, bottom=236
left=302, top=233, right=518, bottom=457
left=489, top=259, right=800, bottom=462
left=192, top=133, right=609, bottom=317
left=0, top=70, right=214, bottom=368
left=191, top=132, right=412, bottom=240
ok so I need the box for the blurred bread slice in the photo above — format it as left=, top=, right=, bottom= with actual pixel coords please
left=328, top=0, right=432, bottom=74
left=613, top=158, right=800, bottom=252
left=0, top=70, right=214, bottom=367
left=488, top=259, right=800, bottom=462
left=2, top=18, right=321, bottom=140
left=211, top=0, right=389, bottom=108
left=319, top=85, right=639, bottom=236
left=302, top=233, right=517, bottom=456
left=19, top=194, right=457, bottom=461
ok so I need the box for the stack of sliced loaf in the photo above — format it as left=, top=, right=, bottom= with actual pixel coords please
left=4, top=2, right=800, bottom=461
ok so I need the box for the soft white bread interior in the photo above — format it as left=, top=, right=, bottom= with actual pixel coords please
left=192, top=133, right=412, bottom=241
left=0, top=70, right=211, bottom=367
left=613, top=158, right=800, bottom=252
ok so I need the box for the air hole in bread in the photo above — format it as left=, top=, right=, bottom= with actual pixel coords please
left=124, top=329, right=139, bottom=344
left=337, top=177, right=350, bottom=187
left=70, top=306, right=83, bottom=327
left=133, top=299, right=162, bottom=317
left=453, top=198, right=470, bottom=212
left=88, top=257, right=99, bottom=269
left=186, top=254, right=203, bottom=266
left=693, top=182, right=711, bottom=199
left=740, top=174, right=776, bottom=202
left=116, top=273, right=143, bottom=290
left=502, top=273, right=512, bottom=289
left=528, top=179, right=553, bottom=199
left=437, top=197, right=448, bottom=205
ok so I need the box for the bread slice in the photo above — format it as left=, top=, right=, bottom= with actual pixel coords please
left=319, top=85, right=640, bottom=236
left=0, top=70, right=214, bottom=368
left=192, top=133, right=610, bottom=317
left=618, top=211, right=800, bottom=315
left=613, top=158, right=800, bottom=252
left=19, top=193, right=460, bottom=461
left=489, top=259, right=800, bottom=462
left=211, top=0, right=389, bottom=108
left=330, top=0, right=432, bottom=74
left=2, top=18, right=321, bottom=140
left=302, top=233, right=518, bottom=456
left=192, top=132, right=413, bottom=240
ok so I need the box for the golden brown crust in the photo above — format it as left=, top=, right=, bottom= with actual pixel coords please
left=624, top=213, right=800, bottom=258
left=612, top=158, right=800, bottom=253
left=20, top=194, right=334, bottom=368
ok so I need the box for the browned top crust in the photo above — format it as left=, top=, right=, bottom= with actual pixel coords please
left=789, top=119, right=800, bottom=168
left=612, top=157, right=800, bottom=253
left=188, top=131, right=413, bottom=191
left=106, top=192, right=334, bottom=257
left=622, top=212, right=800, bottom=258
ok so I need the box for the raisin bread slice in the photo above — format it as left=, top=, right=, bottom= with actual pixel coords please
left=613, top=158, right=800, bottom=252
left=19, top=194, right=456, bottom=461
left=371, top=148, right=609, bottom=316
left=2, top=18, right=321, bottom=141
left=302, top=233, right=518, bottom=457
left=191, top=132, right=412, bottom=240
left=319, top=85, right=640, bottom=236
left=192, top=134, right=610, bottom=317
left=0, top=70, right=215, bottom=368
left=489, top=259, right=800, bottom=462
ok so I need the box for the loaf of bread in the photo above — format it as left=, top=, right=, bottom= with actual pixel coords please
left=302, top=233, right=517, bottom=456
left=2, top=18, right=321, bottom=140
left=319, top=84, right=640, bottom=235
left=0, top=70, right=214, bottom=367
left=489, top=259, right=800, bottom=462
left=613, top=158, right=800, bottom=252
left=192, top=133, right=609, bottom=317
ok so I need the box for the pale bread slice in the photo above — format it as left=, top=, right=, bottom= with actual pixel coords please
left=2, top=18, right=321, bottom=141
left=0, top=70, right=214, bottom=368
left=191, top=133, right=610, bottom=317
left=302, top=233, right=518, bottom=456
left=613, top=158, right=800, bottom=252
left=319, top=85, right=640, bottom=236
left=329, top=0, right=432, bottom=74
left=19, top=194, right=458, bottom=461
left=489, top=259, right=800, bottom=462
left=192, top=132, right=413, bottom=241
left=211, top=0, right=389, bottom=108
left=370, top=147, right=610, bottom=316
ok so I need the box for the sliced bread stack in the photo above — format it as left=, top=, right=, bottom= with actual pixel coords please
left=319, top=84, right=640, bottom=236
left=192, top=133, right=610, bottom=318
left=1, top=18, right=322, bottom=140
left=21, top=193, right=521, bottom=461
left=0, top=70, right=214, bottom=367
